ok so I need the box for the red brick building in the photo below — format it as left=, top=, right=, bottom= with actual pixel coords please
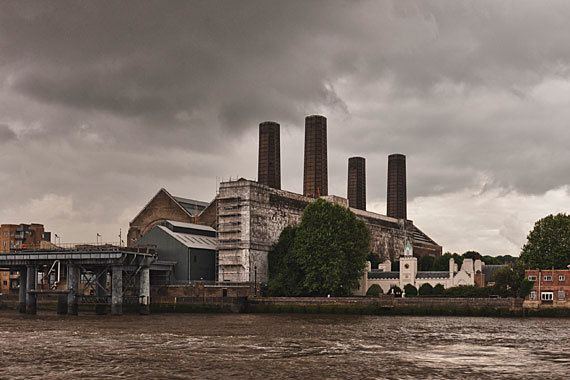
left=525, top=269, right=570, bottom=308
left=0, top=223, right=51, bottom=293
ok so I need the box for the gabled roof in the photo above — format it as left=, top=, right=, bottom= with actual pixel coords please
left=164, top=220, right=216, bottom=234
left=157, top=225, right=217, bottom=250
left=130, top=188, right=209, bottom=223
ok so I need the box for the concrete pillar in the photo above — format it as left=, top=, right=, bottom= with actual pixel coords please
left=67, top=264, right=79, bottom=315
left=57, top=294, right=68, bottom=315
left=95, top=270, right=108, bottom=315
left=25, top=265, right=37, bottom=315
left=111, top=266, right=123, bottom=315
left=139, top=267, right=150, bottom=315
left=18, top=267, right=27, bottom=314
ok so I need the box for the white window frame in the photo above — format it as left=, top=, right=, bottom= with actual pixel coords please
left=557, top=291, right=566, bottom=300
left=529, top=291, right=537, bottom=300
left=528, top=275, right=536, bottom=281
left=540, top=292, right=554, bottom=301
left=543, top=275, right=552, bottom=281
left=559, top=275, right=566, bottom=282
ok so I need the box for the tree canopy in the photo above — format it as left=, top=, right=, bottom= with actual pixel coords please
left=519, top=213, right=570, bottom=269
left=268, top=199, right=371, bottom=296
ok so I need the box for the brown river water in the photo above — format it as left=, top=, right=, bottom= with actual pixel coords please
left=0, top=311, right=568, bottom=379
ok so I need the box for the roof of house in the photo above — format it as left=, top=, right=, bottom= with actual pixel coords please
left=368, top=271, right=399, bottom=280
left=164, top=220, right=216, bottom=233
left=157, top=225, right=217, bottom=250
left=416, top=271, right=450, bottom=279
left=130, top=188, right=209, bottom=223
left=482, top=264, right=506, bottom=281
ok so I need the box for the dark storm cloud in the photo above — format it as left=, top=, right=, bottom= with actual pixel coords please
left=0, top=0, right=569, bottom=249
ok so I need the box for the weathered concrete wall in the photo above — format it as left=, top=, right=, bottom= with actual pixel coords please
left=217, top=179, right=442, bottom=284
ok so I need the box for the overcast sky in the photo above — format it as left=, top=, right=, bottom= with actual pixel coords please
left=1, top=1, right=569, bottom=255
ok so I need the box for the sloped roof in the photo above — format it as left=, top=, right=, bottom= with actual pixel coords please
left=165, top=220, right=216, bottom=233
left=416, top=271, right=450, bottom=279
left=368, top=271, right=399, bottom=280
left=130, top=188, right=209, bottom=223
left=157, top=225, right=217, bottom=250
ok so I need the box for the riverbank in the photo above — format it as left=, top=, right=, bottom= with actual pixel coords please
left=3, top=295, right=569, bottom=317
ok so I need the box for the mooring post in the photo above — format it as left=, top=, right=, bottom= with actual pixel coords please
left=95, top=270, right=108, bottom=315
left=111, top=266, right=123, bottom=315
left=25, top=265, right=37, bottom=315
left=139, top=266, right=150, bottom=315
left=18, top=266, right=27, bottom=314
left=67, top=263, right=79, bottom=315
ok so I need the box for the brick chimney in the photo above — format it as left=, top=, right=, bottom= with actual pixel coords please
left=257, top=121, right=281, bottom=189
left=387, top=153, right=407, bottom=219
left=347, top=156, right=366, bottom=210
left=303, top=115, right=328, bottom=198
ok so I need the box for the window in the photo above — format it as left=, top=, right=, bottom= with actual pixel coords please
left=2, top=281, right=6, bottom=286
left=543, top=275, right=552, bottom=281
left=529, top=291, right=537, bottom=300
left=559, top=275, right=566, bottom=282
left=541, top=292, right=554, bottom=301
left=558, top=291, right=566, bottom=300
left=528, top=275, right=536, bottom=281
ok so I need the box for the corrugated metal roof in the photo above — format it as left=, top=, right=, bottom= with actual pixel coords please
left=165, top=220, right=216, bottom=233
left=173, top=196, right=209, bottom=215
left=157, top=226, right=217, bottom=250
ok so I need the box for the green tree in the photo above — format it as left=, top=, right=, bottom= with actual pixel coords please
left=293, top=199, right=371, bottom=296
left=404, top=284, right=418, bottom=297
left=267, top=226, right=303, bottom=296
left=433, top=284, right=445, bottom=296
left=463, top=251, right=481, bottom=260
left=418, top=283, right=434, bottom=296
left=366, top=284, right=383, bottom=297
left=419, top=255, right=435, bottom=271
left=519, top=213, right=570, bottom=269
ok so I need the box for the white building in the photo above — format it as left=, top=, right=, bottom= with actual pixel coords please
left=356, top=247, right=483, bottom=296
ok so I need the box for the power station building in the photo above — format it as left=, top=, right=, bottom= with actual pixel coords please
left=130, top=115, right=442, bottom=284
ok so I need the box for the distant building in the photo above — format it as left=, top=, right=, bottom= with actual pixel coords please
left=357, top=251, right=482, bottom=295
left=524, top=269, right=569, bottom=308
left=127, top=188, right=212, bottom=247
left=137, top=220, right=217, bottom=283
left=0, top=223, right=51, bottom=293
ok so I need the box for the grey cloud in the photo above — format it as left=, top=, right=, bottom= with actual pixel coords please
left=0, top=0, right=570, bottom=249
left=0, top=124, right=17, bottom=142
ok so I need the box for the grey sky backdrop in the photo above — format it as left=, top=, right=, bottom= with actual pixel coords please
left=1, top=1, right=569, bottom=255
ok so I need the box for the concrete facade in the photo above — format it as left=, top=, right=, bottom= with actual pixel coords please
left=303, top=115, right=328, bottom=198
left=217, top=178, right=441, bottom=284
left=347, top=156, right=366, bottom=210
left=257, top=121, right=281, bottom=190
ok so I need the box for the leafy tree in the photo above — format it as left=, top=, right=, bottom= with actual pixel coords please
left=418, top=283, right=434, bottom=296
left=432, top=252, right=463, bottom=271
left=518, top=279, right=534, bottom=298
left=404, top=284, right=418, bottom=297
left=463, top=251, right=481, bottom=260
left=419, top=255, right=435, bottom=271
left=366, top=284, right=383, bottom=297
left=519, top=213, right=570, bottom=269
left=267, top=226, right=303, bottom=296
left=367, top=252, right=381, bottom=269
left=293, top=199, right=371, bottom=296
left=433, top=284, right=445, bottom=296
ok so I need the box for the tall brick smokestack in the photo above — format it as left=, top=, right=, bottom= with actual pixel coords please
left=257, top=121, right=281, bottom=189
left=387, top=153, right=407, bottom=219
left=347, top=157, right=366, bottom=210
left=303, top=115, right=328, bottom=198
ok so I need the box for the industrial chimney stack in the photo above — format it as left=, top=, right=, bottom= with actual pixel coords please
left=303, top=115, right=328, bottom=198
left=257, top=121, right=281, bottom=189
left=347, top=157, right=366, bottom=210
left=386, top=153, right=407, bottom=219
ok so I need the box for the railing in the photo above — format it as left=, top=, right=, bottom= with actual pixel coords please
left=9, top=242, right=156, bottom=254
